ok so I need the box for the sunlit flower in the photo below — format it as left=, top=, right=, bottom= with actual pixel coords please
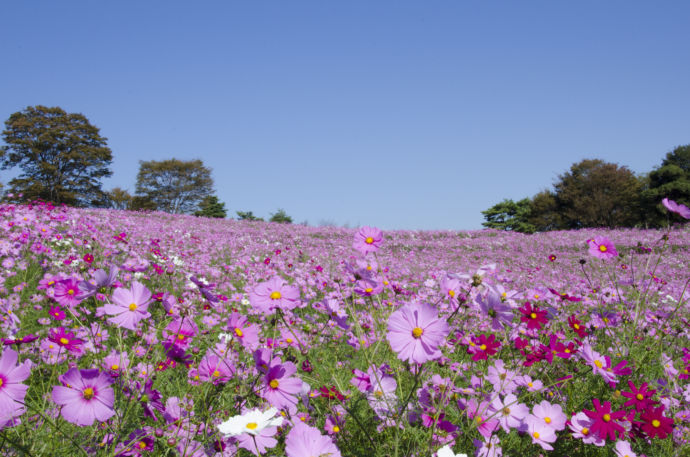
left=387, top=302, right=449, bottom=364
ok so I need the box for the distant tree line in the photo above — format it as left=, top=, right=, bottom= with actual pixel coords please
left=0, top=105, right=294, bottom=223
left=482, top=146, right=690, bottom=232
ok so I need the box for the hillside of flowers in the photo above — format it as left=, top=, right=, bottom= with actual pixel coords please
left=0, top=201, right=689, bottom=457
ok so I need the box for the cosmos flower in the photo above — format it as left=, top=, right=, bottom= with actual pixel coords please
left=52, top=368, right=115, bottom=426
left=217, top=407, right=284, bottom=437
left=583, top=398, right=626, bottom=441
left=285, top=422, right=342, bottom=457
left=587, top=236, right=618, bottom=260
left=260, top=361, right=303, bottom=414
left=101, top=281, right=152, bottom=330
left=387, top=302, right=449, bottom=364
left=352, top=226, right=383, bottom=255
left=640, top=405, right=674, bottom=439
left=662, top=198, right=690, bottom=219
left=519, top=302, right=548, bottom=330
left=249, top=276, right=300, bottom=314
left=0, top=348, right=32, bottom=422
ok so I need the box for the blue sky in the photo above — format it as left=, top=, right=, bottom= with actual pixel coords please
left=1, top=1, right=688, bottom=230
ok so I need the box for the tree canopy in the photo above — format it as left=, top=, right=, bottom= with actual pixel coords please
left=135, top=159, right=213, bottom=214
left=481, top=198, right=535, bottom=233
left=194, top=195, right=227, bottom=218
left=0, top=105, right=113, bottom=206
left=642, top=145, right=690, bottom=226
left=269, top=208, right=293, bottom=224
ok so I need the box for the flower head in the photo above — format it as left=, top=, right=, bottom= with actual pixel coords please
left=352, top=226, right=383, bottom=255
left=217, top=407, right=284, bottom=437
left=662, top=198, right=690, bottom=219
left=387, top=302, right=449, bottom=364
left=249, top=276, right=300, bottom=314
left=52, top=368, right=115, bottom=426
left=286, top=422, right=342, bottom=457
left=101, top=281, right=152, bottom=330
left=0, top=348, right=32, bottom=422
left=583, top=398, right=626, bottom=441
left=587, top=236, right=618, bottom=260
left=640, top=405, right=674, bottom=439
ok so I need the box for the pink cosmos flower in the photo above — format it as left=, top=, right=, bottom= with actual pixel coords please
left=48, top=327, right=84, bottom=354
left=53, top=278, right=83, bottom=308
left=489, top=393, right=528, bottom=433
left=260, top=361, right=303, bottom=414
left=101, top=281, right=152, bottom=331
left=249, top=277, right=300, bottom=314
left=387, top=302, right=449, bottom=364
left=197, top=353, right=234, bottom=384
left=662, top=197, right=690, bottom=219
left=52, top=368, right=115, bottom=426
left=525, top=414, right=557, bottom=450
left=587, top=236, right=618, bottom=260
left=531, top=400, right=567, bottom=432
left=568, top=411, right=605, bottom=446
left=0, top=348, right=32, bottom=422
left=286, top=422, right=342, bottom=457
left=614, top=440, right=637, bottom=457
left=352, top=226, right=383, bottom=255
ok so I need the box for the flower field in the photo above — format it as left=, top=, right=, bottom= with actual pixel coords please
left=0, top=202, right=689, bottom=457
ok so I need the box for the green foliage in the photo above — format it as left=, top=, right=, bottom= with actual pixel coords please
left=481, top=198, right=535, bottom=233
left=236, top=210, right=263, bottom=221
left=194, top=195, right=227, bottom=218
left=135, top=158, right=214, bottom=214
left=105, top=187, right=133, bottom=210
left=642, top=144, right=690, bottom=226
left=269, top=208, right=293, bottom=224
left=527, top=190, right=563, bottom=231
left=0, top=105, right=113, bottom=206
left=554, top=159, right=643, bottom=229
left=129, top=195, right=157, bottom=211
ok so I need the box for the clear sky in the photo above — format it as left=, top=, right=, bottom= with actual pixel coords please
left=1, top=1, right=688, bottom=230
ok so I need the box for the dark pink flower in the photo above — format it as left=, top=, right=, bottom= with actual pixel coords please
left=519, top=302, right=548, bottom=330
left=587, top=236, right=618, bottom=260
left=583, top=398, right=626, bottom=441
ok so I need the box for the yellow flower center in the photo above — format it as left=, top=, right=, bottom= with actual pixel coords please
left=269, top=379, right=279, bottom=389
left=565, top=349, right=571, bottom=353
left=333, top=425, right=340, bottom=433
left=448, top=290, right=455, bottom=297
left=480, top=344, right=487, bottom=351
left=532, top=431, right=540, bottom=439
left=111, top=364, right=119, bottom=370
left=286, top=338, right=293, bottom=344
left=365, top=287, right=373, bottom=293
left=599, top=245, right=607, bottom=252
left=234, top=328, right=244, bottom=337
left=594, top=360, right=603, bottom=369
left=603, top=414, right=611, bottom=422
left=67, top=289, right=74, bottom=295
left=652, top=419, right=661, bottom=428
left=527, top=382, right=533, bottom=387
left=59, top=337, right=69, bottom=345
left=636, top=393, right=644, bottom=400
left=138, top=441, right=147, bottom=449
left=412, top=327, right=423, bottom=339
left=544, top=417, right=551, bottom=424
left=530, top=312, right=537, bottom=319
left=129, top=303, right=137, bottom=311
left=574, top=323, right=580, bottom=329
left=83, top=387, right=95, bottom=400
left=0, top=379, right=3, bottom=387
left=177, top=334, right=185, bottom=340
left=270, top=291, right=282, bottom=300
left=213, top=370, right=221, bottom=377
left=246, top=422, right=257, bottom=430
left=365, top=237, right=374, bottom=244
left=502, top=407, right=511, bottom=415
left=581, top=427, right=589, bottom=435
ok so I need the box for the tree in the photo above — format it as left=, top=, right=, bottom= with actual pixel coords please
left=106, top=187, right=133, bottom=210
left=481, top=198, right=535, bottom=233
left=269, top=208, right=293, bottom=224
left=194, top=195, right=227, bottom=218
left=135, top=159, right=213, bottom=214
left=236, top=211, right=263, bottom=221
left=0, top=105, right=113, bottom=206
left=641, top=145, right=690, bottom=226
left=554, top=159, right=642, bottom=228
left=527, top=190, right=563, bottom=232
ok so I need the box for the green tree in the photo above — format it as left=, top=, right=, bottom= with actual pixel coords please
left=135, top=159, right=214, bottom=214
left=554, top=159, right=642, bottom=228
left=527, top=190, right=564, bottom=232
left=0, top=105, right=113, bottom=206
left=481, top=198, right=535, bottom=233
left=641, top=145, right=690, bottom=226
left=269, top=208, right=293, bottom=224
left=194, top=195, right=227, bottom=218
left=106, top=187, right=133, bottom=210
left=236, top=211, right=263, bottom=221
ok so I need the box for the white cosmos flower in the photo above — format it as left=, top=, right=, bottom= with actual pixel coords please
left=217, top=407, right=284, bottom=437
left=436, top=445, right=468, bottom=457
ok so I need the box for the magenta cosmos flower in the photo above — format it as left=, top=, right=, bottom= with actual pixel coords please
left=52, top=368, right=115, bottom=426
left=587, top=236, right=618, bottom=260
left=53, top=278, right=83, bottom=308
left=662, top=197, right=690, bottom=219
left=249, top=277, right=300, bottom=314
left=101, top=281, right=152, bottom=330
left=286, top=422, right=342, bottom=457
left=352, top=226, right=383, bottom=255
left=0, top=348, right=32, bottom=420
left=387, top=302, right=449, bottom=364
